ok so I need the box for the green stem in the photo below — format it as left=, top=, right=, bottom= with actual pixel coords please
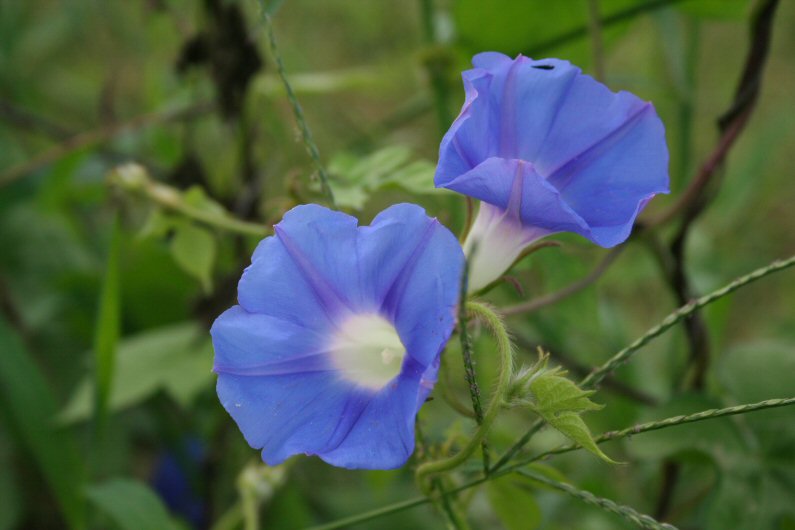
left=516, top=470, right=678, bottom=530
left=580, top=254, right=795, bottom=389
left=308, top=396, right=795, bottom=530
left=416, top=301, right=513, bottom=493
left=110, top=164, right=270, bottom=237
left=524, top=396, right=795, bottom=464
left=209, top=501, right=243, bottom=530
left=92, top=211, right=121, bottom=442
left=457, top=254, right=488, bottom=470
left=241, top=490, right=259, bottom=530
left=437, top=355, right=476, bottom=419
left=493, top=254, right=795, bottom=472
left=433, top=477, right=470, bottom=530
left=259, top=6, right=336, bottom=207
left=308, top=496, right=434, bottom=530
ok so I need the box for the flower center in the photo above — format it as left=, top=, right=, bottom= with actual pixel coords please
left=329, top=314, right=406, bottom=390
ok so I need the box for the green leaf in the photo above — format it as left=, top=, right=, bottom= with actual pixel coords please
left=169, top=222, right=216, bottom=293
left=60, top=323, right=213, bottom=423
left=0, top=318, right=86, bottom=528
left=347, top=145, right=412, bottom=184
left=87, top=479, right=177, bottom=530
left=327, top=146, right=442, bottom=209
left=530, top=374, right=602, bottom=414
left=380, top=160, right=437, bottom=194
left=487, top=477, right=541, bottom=530
left=329, top=185, right=369, bottom=211
left=93, top=212, right=121, bottom=426
left=528, top=369, right=616, bottom=463
left=137, top=208, right=173, bottom=240
left=182, top=186, right=228, bottom=217
left=550, top=412, right=616, bottom=463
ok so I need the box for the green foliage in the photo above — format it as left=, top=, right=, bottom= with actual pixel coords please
left=86, top=479, right=177, bottom=530
left=704, top=466, right=795, bottom=530
left=3, top=0, right=795, bottom=529
left=625, top=394, right=745, bottom=463
left=0, top=318, right=85, bottom=528
left=706, top=341, right=795, bottom=529
left=623, top=392, right=795, bottom=530
left=93, top=212, right=121, bottom=426
left=454, top=0, right=638, bottom=63
left=60, top=323, right=213, bottom=423
left=169, top=222, right=217, bottom=293
left=487, top=477, right=542, bottom=530
left=110, top=164, right=268, bottom=238
left=237, top=461, right=291, bottom=530
left=511, top=354, right=616, bottom=463
left=328, top=146, right=442, bottom=210
left=0, top=463, right=21, bottom=530
left=719, top=340, right=795, bottom=403
left=182, top=186, right=230, bottom=219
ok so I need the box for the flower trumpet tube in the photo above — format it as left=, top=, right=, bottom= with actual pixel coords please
left=436, top=52, right=669, bottom=292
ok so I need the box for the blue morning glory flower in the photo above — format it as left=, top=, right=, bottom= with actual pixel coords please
left=211, top=204, right=463, bottom=469
left=436, top=52, right=669, bottom=292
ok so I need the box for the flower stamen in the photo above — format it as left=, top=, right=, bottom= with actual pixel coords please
left=329, top=314, right=406, bottom=390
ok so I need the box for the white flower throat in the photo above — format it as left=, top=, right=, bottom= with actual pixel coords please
left=329, top=314, right=406, bottom=390
left=463, top=202, right=547, bottom=293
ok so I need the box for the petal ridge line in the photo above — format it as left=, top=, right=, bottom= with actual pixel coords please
left=547, top=102, right=654, bottom=189
left=274, top=225, right=353, bottom=323
left=532, top=66, right=579, bottom=161
left=379, top=220, right=437, bottom=322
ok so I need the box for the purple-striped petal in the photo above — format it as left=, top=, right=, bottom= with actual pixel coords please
left=212, top=204, right=463, bottom=469
left=436, top=52, right=669, bottom=290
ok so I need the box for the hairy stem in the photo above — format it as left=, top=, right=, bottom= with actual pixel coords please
left=259, top=6, right=336, bottom=206
left=437, top=356, right=477, bottom=419
left=310, top=396, right=795, bottom=530
left=516, top=470, right=678, bottom=530
left=501, top=246, right=624, bottom=316
left=524, top=397, right=795, bottom=464
left=513, top=335, right=658, bottom=406
left=109, top=164, right=270, bottom=237
left=415, top=301, right=513, bottom=493
left=493, top=255, right=795, bottom=472
left=580, top=254, right=795, bottom=390
left=457, top=257, right=488, bottom=471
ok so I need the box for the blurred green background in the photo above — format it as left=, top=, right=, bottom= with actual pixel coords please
left=1, top=0, right=794, bottom=528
